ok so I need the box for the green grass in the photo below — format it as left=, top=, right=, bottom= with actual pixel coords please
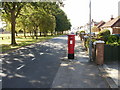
left=0, top=34, right=60, bottom=53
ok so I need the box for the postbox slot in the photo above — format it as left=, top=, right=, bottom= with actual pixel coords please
left=70, top=40, right=73, bottom=44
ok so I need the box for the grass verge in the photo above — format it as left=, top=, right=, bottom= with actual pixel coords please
left=0, top=35, right=60, bottom=53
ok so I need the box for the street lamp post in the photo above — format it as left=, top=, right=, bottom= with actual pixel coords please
left=89, top=0, right=92, bottom=61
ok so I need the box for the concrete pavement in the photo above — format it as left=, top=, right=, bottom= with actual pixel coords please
left=52, top=36, right=109, bottom=88
left=98, top=62, right=119, bottom=88
left=104, top=62, right=120, bottom=88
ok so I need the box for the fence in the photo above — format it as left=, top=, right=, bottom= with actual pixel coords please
left=104, top=45, right=120, bottom=62
left=92, top=44, right=120, bottom=63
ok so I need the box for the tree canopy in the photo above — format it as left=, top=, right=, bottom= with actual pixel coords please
left=2, top=2, right=71, bottom=45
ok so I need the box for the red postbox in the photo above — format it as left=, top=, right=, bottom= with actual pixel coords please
left=68, top=34, right=75, bottom=59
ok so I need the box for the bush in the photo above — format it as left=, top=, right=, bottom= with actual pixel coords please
left=98, top=29, right=110, bottom=43
left=98, top=29, right=110, bottom=37
left=80, top=30, right=85, bottom=34
left=106, top=35, right=120, bottom=46
left=86, top=38, right=97, bottom=49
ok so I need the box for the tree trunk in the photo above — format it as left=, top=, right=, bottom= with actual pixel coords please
left=11, top=10, right=17, bottom=45
left=24, top=29, right=26, bottom=38
left=36, top=30, right=38, bottom=39
left=32, top=31, right=34, bottom=39
left=62, top=31, right=64, bottom=34
left=56, top=31, right=58, bottom=35
left=29, top=31, right=31, bottom=36
left=39, top=32, right=42, bottom=36
left=51, top=31, right=53, bottom=36
left=15, top=31, right=18, bottom=36
left=31, top=31, right=34, bottom=39
left=44, top=32, right=47, bottom=37
left=34, top=30, right=38, bottom=39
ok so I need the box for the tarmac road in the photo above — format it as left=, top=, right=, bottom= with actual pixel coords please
left=2, top=35, right=67, bottom=88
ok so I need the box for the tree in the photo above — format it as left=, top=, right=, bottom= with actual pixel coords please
left=31, top=2, right=56, bottom=37
left=2, top=2, right=71, bottom=43
left=55, top=11, right=71, bottom=34
left=17, top=15, right=29, bottom=38
left=2, top=2, right=25, bottom=45
left=32, top=2, right=71, bottom=34
left=40, top=13, right=56, bottom=36
left=16, top=3, right=34, bottom=38
left=48, top=15, right=56, bottom=35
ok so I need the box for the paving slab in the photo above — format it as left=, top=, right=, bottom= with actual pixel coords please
left=52, top=36, right=109, bottom=88
left=98, top=62, right=119, bottom=88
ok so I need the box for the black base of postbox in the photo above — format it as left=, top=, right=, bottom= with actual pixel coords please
left=68, top=54, right=74, bottom=59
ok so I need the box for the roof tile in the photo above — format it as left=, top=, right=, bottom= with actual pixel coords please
left=102, top=16, right=120, bottom=28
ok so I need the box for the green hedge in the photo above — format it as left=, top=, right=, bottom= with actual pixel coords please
left=84, top=37, right=97, bottom=50
left=106, top=35, right=120, bottom=46
left=80, top=30, right=85, bottom=34
left=98, top=29, right=110, bottom=37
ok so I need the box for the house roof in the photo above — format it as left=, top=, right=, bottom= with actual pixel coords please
left=101, top=16, right=120, bottom=28
left=97, top=21, right=105, bottom=28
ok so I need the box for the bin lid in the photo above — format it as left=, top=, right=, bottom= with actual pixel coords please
left=93, top=40, right=105, bottom=45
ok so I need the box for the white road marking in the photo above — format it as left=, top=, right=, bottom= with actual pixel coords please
left=17, top=65, right=25, bottom=70
left=40, top=53, right=44, bottom=55
left=32, top=58, right=35, bottom=61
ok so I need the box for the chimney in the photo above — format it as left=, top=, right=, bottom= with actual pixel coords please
left=111, top=15, right=114, bottom=20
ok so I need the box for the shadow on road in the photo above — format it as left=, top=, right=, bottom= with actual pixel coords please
left=1, top=36, right=67, bottom=88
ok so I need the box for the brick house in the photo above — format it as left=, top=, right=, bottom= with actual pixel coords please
left=96, top=21, right=105, bottom=32
left=91, top=21, right=105, bottom=35
left=101, top=16, right=120, bottom=34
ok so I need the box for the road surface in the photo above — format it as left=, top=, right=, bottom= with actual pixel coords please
left=1, top=35, right=67, bottom=88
